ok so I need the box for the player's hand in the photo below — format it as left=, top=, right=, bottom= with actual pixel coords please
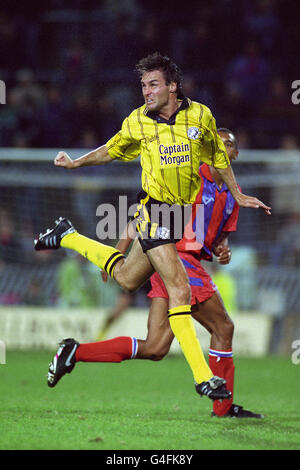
left=236, top=193, right=271, bottom=215
left=214, top=245, right=231, bottom=264
left=100, top=270, right=108, bottom=283
left=54, top=151, right=75, bottom=169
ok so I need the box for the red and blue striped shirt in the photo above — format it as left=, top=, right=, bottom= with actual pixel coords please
left=176, top=163, right=240, bottom=261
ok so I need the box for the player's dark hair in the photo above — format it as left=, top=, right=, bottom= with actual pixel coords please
left=217, top=128, right=238, bottom=149
left=135, top=52, right=184, bottom=98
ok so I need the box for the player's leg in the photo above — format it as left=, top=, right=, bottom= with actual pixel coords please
left=34, top=217, right=126, bottom=276
left=63, top=225, right=155, bottom=291
left=34, top=217, right=222, bottom=382
left=34, top=218, right=154, bottom=291
left=192, top=293, right=263, bottom=418
left=191, top=292, right=234, bottom=415
left=191, top=291, right=234, bottom=351
left=47, top=298, right=171, bottom=388
left=136, top=297, right=174, bottom=360
left=146, top=243, right=215, bottom=387
left=79, top=298, right=173, bottom=366
left=47, top=333, right=142, bottom=387
left=41, top=219, right=230, bottom=398
left=47, top=298, right=170, bottom=389
left=112, top=237, right=154, bottom=291
left=138, top=295, right=232, bottom=402
left=147, top=243, right=190, bottom=309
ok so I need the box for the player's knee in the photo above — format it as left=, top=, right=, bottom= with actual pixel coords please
left=219, top=315, right=234, bottom=342
left=120, top=282, right=137, bottom=293
left=226, top=316, right=234, bottom=336
left=147, top=343, right=170, bottom=361
left=150, top=350, right=168, bottom=362
left=168, top=281, right=191, bottom=306
left=115, top=274, right=139, bottom=293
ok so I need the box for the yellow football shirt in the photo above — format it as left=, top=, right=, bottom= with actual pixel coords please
left=106, top=97, right=230, bottom=205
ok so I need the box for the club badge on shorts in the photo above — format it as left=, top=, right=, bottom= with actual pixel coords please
left=156, top=226, right=170, bottom=240
left=187, top=127, right=200, bottom=140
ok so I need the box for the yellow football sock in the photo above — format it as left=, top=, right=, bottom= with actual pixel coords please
left=61, top=232, right=125, bottom=278
left=168, top=305, right=213, bottom=384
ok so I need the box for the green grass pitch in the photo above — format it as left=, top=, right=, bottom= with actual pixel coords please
left=1, top=351, right=299, bottom=450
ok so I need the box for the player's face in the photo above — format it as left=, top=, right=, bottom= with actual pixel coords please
left=141, top=70, right=176, bottom=113
left=218, top=131, right=239, bottom=163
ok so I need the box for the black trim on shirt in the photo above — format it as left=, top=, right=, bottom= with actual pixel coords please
left=145, top=96, right=190, bottom=125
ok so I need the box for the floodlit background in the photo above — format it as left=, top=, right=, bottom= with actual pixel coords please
left=0, top=0, right=299, bottom=356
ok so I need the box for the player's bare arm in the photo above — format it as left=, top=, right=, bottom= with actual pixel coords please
left=54, top=145, right=113, bottom=169
left=216, top=165, right=272, bottom=215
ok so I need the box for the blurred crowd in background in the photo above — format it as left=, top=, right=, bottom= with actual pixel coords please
left=0, top=0, right=299, bottom=150
left=0, top=0, right=300, bottom=311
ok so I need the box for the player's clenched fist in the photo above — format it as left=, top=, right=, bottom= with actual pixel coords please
left=214, top=245, right=232, bottom=265
left=54, top=151, right=75, bottom=169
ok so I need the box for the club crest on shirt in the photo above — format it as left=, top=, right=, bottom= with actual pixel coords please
left=226, top=204, right=233, bottom=215
left=187, top=127, right=200, bottom=140
left=202, top=195, right=214, bottom=205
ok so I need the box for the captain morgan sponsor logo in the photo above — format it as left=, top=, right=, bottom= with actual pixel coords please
left=159, top=142, right=191, bottom=167
left=159, top=127, right=201, bottom=168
